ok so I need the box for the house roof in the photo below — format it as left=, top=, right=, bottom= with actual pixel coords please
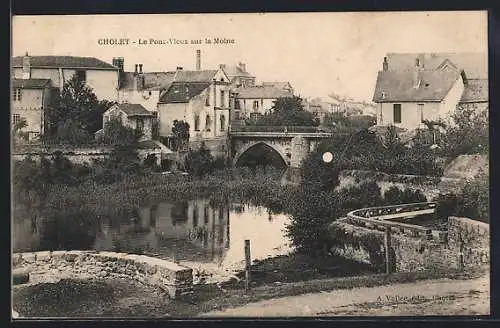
left=262, top=82, right=292, bottom=90
left=460, top=79, right=489, bottom=103
left=385, top=52, right=487, bottom=79
left=158, top=82, right=210, bottom=103
left=111, top=103, right=153, bottom=116
left=372, top=69, right=461, bottom=102
left=221, top=65, right=254, bottom=78
left=119, top=71, right=176, bottom=91
left=12, top=78, right=51, bottom=89
left=173, top=70, right=218, bottom=83
left=12, top=56, right=117, bottom=70
left=234, top=86, right=293, bottom=99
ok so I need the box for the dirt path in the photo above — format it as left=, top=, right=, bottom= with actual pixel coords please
left=202, top=275, right=489, bottom=317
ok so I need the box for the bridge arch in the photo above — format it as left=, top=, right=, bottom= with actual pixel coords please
left=233, top=141, right=289, bottom=167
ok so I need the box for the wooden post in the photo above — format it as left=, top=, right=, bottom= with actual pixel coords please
left=384, top=227, right=392, bottom=274
left=244, top=239, right=251, bottom=293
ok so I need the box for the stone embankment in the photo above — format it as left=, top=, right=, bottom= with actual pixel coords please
left=12, top=250, right=193, bottom=299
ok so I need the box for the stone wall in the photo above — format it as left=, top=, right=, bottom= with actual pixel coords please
left=331, top=215, right=489, bottom=273
left=12, top=251, right=193, bottom=299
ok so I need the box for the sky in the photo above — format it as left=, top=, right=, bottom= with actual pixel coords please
left=12, top=11, right=487, bottom=102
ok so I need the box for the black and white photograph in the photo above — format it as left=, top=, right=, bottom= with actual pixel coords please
left=11, top=11, right=490, bottom=318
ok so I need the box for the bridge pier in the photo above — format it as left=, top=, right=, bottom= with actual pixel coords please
left=290, top=136, right=310, bottom=168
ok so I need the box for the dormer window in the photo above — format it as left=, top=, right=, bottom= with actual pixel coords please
left=381, top=91, right=386, bottom=100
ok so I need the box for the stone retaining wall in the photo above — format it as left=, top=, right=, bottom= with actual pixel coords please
left=331, top=216, right=489, bottom=273
left=12, top=250, right=193, bottom=299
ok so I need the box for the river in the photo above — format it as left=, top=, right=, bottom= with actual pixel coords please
left=13, top=199, right=293, bottom=283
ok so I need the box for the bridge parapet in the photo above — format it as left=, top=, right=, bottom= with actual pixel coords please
left=346, top=202, right=447, bottom=243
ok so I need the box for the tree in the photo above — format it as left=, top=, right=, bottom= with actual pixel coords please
left=12, top=117, right=29, bottom=146
left=45, top=74, right=115, bottom=142
left=251, top=96, right=318, bottom=126
left=441, top=105, right=488, bottom=157
left=172, top=120, right=190, bottom=151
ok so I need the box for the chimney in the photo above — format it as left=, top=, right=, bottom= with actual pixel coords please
left=113, top=57, right=125, bottom=88
left=139, top=64, right=143, bottom=74
left=22, top=52, right=31, bottom=79
left=196, top=49, right=201, bottom=71
left=382, top=57, right=388, bottom=71
left=112, top=57, right=124, bottom=72
left=413, top=57, right=422, bottom=88
left=134, top=64, right=138, bottom=75
left=239, top=62, right=246, bottom=72
left=176, top=66, right=183, bottom=71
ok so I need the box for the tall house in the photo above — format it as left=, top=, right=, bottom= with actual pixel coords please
left=157, top=67, right=231, bottom=156
left=372, top=52, right=487, bottom=130
left=11, top=78, right=52, bottom=142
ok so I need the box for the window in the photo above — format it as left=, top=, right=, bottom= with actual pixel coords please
left=205, top=115, right=212, bottom=132
left=418, top=104, right=424, bottom=122
left=193, top=206, right=199, bottom=228
left=220, top=114, right=226, bottom=132
left=204, top=207, right=209, bottom=224
left=220, top=90, right=225, bottom=107
left=205, top=93, right=210, bottom=106
left=76, top=70, right=86, bottom=83
left=253, top=100, right=259, bottom=111
left=393, top=104, right=402, bottom=124
left=13, top=88, right=22, bottom=101
left=250, top=112, right=262, bottom=121
left=234, top=99, right=240, bottom=110
left=194, top=114, right=200, bottom=131
left=13, top=114, right=22, bottom=125
left=136, top=118, right=144, bottom=132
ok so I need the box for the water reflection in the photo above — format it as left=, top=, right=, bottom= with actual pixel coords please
left=13, top=199, right=292, bottom=279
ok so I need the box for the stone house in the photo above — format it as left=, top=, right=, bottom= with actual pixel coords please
left=114, top=58, right=176, bottom=112
left=232, top=85, right=293, bottom=121
left=157, top=67, right=231, bottom=156
left=12, top=53, right=120, bottom=101
left=11, top=78, right=53, bottom=142
left=103, top=103, right=154, bottom=141
left=372, top=52, right=488, bottom=130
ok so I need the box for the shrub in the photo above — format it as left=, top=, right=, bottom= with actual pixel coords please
left=184, top=142, right=216, bottom=177
left=383, top=186, right=427, bottom=205
left=300, top=151, right=342, bottom=191
left=434, top=173, right=489, bottom=223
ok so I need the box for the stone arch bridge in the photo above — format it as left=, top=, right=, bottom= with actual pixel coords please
left=229, top=127, right=333, bottom=168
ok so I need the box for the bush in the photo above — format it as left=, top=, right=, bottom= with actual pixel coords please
left=434, top=173, right=489, bottom=223
left=383, top=186, right=427, bottom=205
left=300, top=152, right=342, bottom=191
left=184, top=143, right=216, bottom=177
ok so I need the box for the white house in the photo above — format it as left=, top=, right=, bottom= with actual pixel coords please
left=233, top=85, right=293, bottom=121
left=12, top=53, right=119, bottom=101
left=372, top=52, right=487, bottom=130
